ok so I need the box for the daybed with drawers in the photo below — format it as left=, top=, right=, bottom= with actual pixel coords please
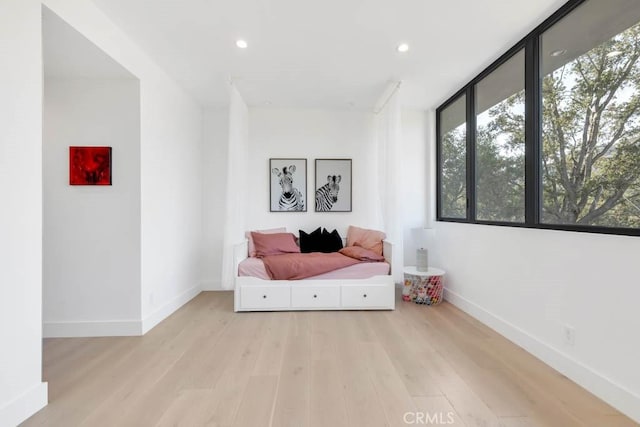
left=233, top=228, right=395, bottom=312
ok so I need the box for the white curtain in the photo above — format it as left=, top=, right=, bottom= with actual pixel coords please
left=375, top=84, right=404, bottom=283
left=221, top=82, right=249, bottom=289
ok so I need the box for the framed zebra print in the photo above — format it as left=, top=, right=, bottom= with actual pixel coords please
left=314, top=159, right=352, bottom=212
left=269, top=158, right=307, bottom=212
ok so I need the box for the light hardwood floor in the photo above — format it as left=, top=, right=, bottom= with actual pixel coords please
left=23, top=291, right=637, bottom=427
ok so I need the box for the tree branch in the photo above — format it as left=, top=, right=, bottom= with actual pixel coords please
left=578, top=187, right=628, bottom=224
left=593, top=103, right=640, bottom=163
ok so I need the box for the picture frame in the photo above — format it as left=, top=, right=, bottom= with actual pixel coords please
left=314, top=158, right=352, bottom=212
left=269, top=158, right=307, bottom=212
left=69, top=146, right=112, bottom=185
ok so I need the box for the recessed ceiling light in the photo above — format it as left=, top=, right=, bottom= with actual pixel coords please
left=236, top=39, right=248, bottom=49
left=397, top=43, right=410, bottom=53
left=607, top=50, right=622, bottom=58
left=550, top=49, right=567, bottom=57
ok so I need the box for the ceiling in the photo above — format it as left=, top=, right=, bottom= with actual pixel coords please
left=89, top=0, right=568, bottom=110
left=43, top=6, right=136, bottom=80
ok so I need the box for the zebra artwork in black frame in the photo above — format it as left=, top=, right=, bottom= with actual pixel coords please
left=315, top=159, right=352, bottom=212
left=269, top=158, right=307, bottom=212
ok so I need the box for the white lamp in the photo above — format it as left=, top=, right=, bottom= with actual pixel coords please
left=413, top=227, right=435, bottom=272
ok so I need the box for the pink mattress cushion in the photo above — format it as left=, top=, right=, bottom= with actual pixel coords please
left=251, top=232, right=300, bottom=258
left=246, top=227, right=286, bottom=257
left=346, top=226, right=386, bottom=256
left=339, top=245, right=385, bottom=262
left=238, top=257, right=390, bottom=280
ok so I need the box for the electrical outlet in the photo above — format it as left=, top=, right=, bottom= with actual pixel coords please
left=149, top=292, right=155, bottom=305
left=563, top=324, right=576, bottom=346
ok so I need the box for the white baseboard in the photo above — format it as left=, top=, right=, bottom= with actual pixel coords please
left=0, top=382, right=48, bottom=427
left=43, top=284, right=202, bottom=338
left=201, top=279, right=224, bottom=291
left=141, top=284, right=201, bottom=334
left=43, top=319, right=142, bottom=338
left=444, top=288, right=640, bottom=423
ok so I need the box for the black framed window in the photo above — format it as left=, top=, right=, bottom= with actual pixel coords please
left=540, top=0, right=640, bottom=228
left=438, top=94, right=468, bottom=219
left=475, top=50, right=526, bottom=223
left=436, top=0, right=640, bottom=236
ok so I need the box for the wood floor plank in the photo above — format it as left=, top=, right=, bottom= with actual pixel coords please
left=42, top=337, right=90, bottom=372
left=488, top=334, right=621, bottom=420
left=387, top=302, right=437, bottom=354
left=401, top=300, right=599, bottom=424
left=21, top=291, right=638, bottom=427
left=83, top=296, right=233, bottom=424
left=178, top=311, right=261, bottom=390
left=154, top=389, right=217, bottom=427
left=416, top=349, right=473, bottom=393
left=309, top=311, right=338, bottom=362
left=497, top=416, right=536, bottom=427
left=412, top=396, right=466, bottom=426
left=368, top=311, right=442, bottom=397
left=23, top=338, right=142, bottom=426
left=196, top=313, right=269, bottom=427
left=270, top=312, right=311, bottom=427
left=584, top=415, right=640, bottom=427
left=443, top=386, right=502, bottom=427
left=418, top=325, right=534, bottom=418
left=411, top=311, right=583, bottom=426
left=44, top=337, right=128, bottom=399
left=24, top=293, right=227, bottom=427
left=231, top=375, right=278, bottom=427
left=360, top=341, right=418, bottom=427
left=309, top=358, right=349, bottom=427
left=334, top=312, right=389, bottom=427
left=253, top=312, right=290, bottom=376
left=121, top=309, right=262, bottom=426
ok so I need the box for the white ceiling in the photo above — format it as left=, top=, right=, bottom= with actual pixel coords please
left=43, top=7, right=136, bottom=80
left=89, top=0, right=568, bottom=110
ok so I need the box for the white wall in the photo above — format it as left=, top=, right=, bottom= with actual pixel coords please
left=140, top=77, right=203, bottom=329
left=43, top=77, right=141, bottom=336
left=42, top=0, right=204, bottom=333
left=427, top=135, right=640, bottom=421
left=202, top=109, right=229, bottom=290
left=0, top=0, right=48, bottom=425
left=201, top=107, right=428, bottom=289
left=400, top=109, right=429, bottom=266
left=246, top=108, right=380, bottom=234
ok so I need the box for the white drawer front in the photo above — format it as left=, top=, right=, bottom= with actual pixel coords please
left=342, top=285, right=391, bottom=308
left=240, top=286, right=290, bottom=310
left=291, top=286, right=340, bottom=308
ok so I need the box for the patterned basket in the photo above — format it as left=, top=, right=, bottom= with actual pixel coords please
left=403, top=274, right=443, bottom=306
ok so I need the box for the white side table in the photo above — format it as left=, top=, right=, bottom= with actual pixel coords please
left=402, top=266, right=445, bottom=305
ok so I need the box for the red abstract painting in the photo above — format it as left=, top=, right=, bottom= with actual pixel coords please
left=69, top=146, right=112, bottom=185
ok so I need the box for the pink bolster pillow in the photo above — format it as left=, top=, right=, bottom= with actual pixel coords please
left=251, top=232, right=300, bottom=258
left=339, top=246, right=385, bottom=262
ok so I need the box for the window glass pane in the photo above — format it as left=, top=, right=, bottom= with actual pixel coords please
left=541, top=0, right=640, bottom=228
left=475, top=50, right=526, bottom=222
left=439, top=95, right=467, bottom=219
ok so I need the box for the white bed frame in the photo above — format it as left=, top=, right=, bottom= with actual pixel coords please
left=233, top=239, right=395, bottom=312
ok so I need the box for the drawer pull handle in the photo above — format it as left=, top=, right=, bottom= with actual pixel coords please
left=363, top=294, right=368, bottom=298
left=263, top=295, right=267, bottom=299
left=313, top=294, right=318, bottom=298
